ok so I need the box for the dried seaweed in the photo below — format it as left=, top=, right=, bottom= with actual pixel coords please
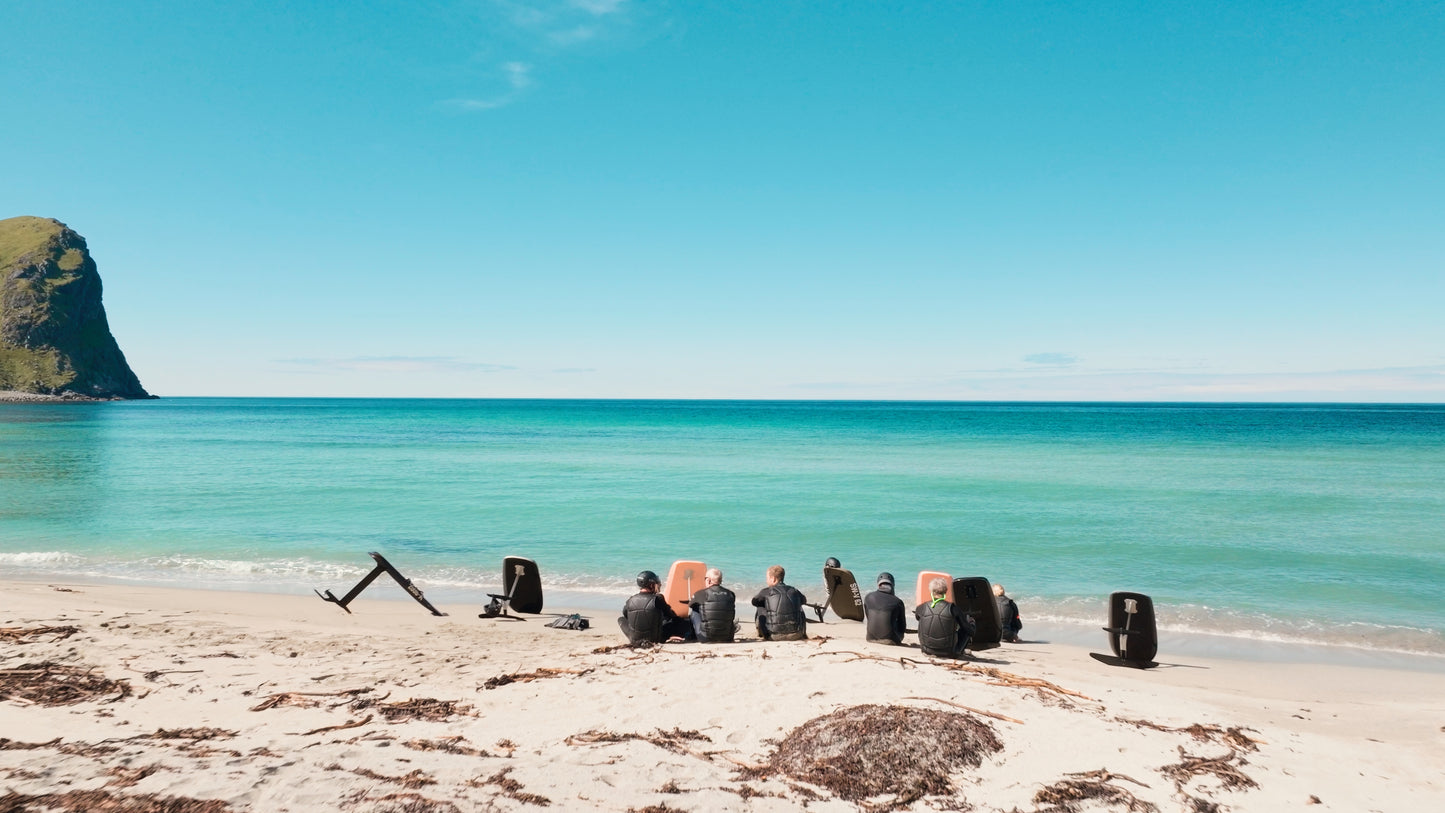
left=346, top=767, right=437, bottom=788
left=480, top=667, right=592, bottom=690
left=902, top=695, right=1024, bottom=725
left=1034, top=770, right=1157, bottom=813
left=1159, top=747, right=1259, bottom=793
left=248, top=688, right=371, bottom=712
left=627, top=806, right=686, bottom=813
left=0, top=661, right=131, bottom=706
left=947, top=663, right=1094, bottom=701
left=0, top=737, right=61, bottom=750
left=0, top=789, right=232, bottom=812
left=402, top=736, right=488, bottom=757
left=591, top=642, right=658, bottom=654
left=342, top=790, right=461, bottom=813
left=0, top=625, right=79, bottom=643
left=297, top=715, right=372, bottom=736
left=106, top=764, right=166, bottom=789
left=349, top=696, right=472, bottom=722
left=565, top=727, right=711, bottom=757
left=747, top=704, right=1001, bottom=809
left=150, top=728, right=235, bottom=741
left=472, top=766, right=552, bottom=806
left=1114, top=718, right=1264, bottom=752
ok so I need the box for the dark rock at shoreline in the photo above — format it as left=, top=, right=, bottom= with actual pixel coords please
left=0, top=216, right=151, bottom=399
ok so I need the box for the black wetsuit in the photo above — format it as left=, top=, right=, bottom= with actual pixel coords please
left=751, top=583, right=808, bottom=641
left=618, top=590, right=692, bottom=644
left=995, top=594, right=1021, bottom=642
left=914, top=598, right=974, bottom=657
left=689, top=584, right=737, bottom=643
left=863, top=585, right=906, bottom=644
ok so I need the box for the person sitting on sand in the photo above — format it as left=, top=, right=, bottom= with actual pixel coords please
left=751, top=564, right=808, bottom=641
left=863, top=571, right=906, bottom=645
left=915, top=577, right=974, bottom=658
left=994, top=583, right=1022, bottom=643
left=688, top=567, right=736, bottom=643
left=619, top=570, right=693, bottom=644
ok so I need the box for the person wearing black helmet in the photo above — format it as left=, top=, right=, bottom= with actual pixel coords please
left=824, top=557, right=841, bottom=569
left=618, top=570, right=692, bottom=644
left=863, top=571, right=906, bottom=645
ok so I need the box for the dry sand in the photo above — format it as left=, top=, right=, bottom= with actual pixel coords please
left=2, top=579, right=1442, bottom=812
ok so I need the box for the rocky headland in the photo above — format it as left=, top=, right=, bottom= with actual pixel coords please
left=0, top=216, right=151, bottom=400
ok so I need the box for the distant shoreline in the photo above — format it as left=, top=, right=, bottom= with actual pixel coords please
left=0, top=390, right=150, bottom=403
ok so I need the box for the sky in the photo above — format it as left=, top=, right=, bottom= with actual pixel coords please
left=4, top=1, right=1443, bottom=400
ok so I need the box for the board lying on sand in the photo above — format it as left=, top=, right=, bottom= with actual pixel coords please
left=1090, top=591, right=1159, bottom=669
left=316, top=551, right=446, bottom=616
left=952, top=576, right=1001, bottom=651
left=663, top=560, right=707, bottom=618
left=915, top=570, right=953, bottom=607
left=823, top=566, right=865, bottom=621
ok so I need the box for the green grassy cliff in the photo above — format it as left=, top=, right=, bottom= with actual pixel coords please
left=0, top=216, right=151, bottom=398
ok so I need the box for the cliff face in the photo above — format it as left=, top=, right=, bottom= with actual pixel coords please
left=0, top=216, right=151, bottom=399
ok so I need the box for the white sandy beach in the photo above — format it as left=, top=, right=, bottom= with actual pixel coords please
left=2, top=579, right=1442, bottom=812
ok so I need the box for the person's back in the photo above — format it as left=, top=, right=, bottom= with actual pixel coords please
left=751, top=565, right=807, bottom=641
left=993, top=583, right=1021, bottom=643
left=689, top=568, right=737, bottom=643
left=619, top=570, right=675, bottom=644
left=914, top=577, right=973, bottom=658
left=863, top=572, right=906, bottom=645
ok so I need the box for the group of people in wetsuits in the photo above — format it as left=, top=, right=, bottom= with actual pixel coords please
left=618, top=559, right=1023, bottom=658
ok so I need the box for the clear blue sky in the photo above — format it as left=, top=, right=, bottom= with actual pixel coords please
left=5, top=1, right=1442, bottom=400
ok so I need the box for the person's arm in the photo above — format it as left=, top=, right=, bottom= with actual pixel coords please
left=751, top=588, right=768, bottom=608
left=890, top=602, right=906, bottom=637
left=659, top=594, right=678, bottom=621
left=688, top=590, right=702, bottom=613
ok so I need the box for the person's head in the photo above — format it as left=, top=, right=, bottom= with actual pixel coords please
left=929, top=577, right=948, bottom=599
left=825, top=557, right=841, bottom=569
left=876, top=572, right=895, bottom=593
left=993, top=583, right=1005, bottom=597
left=636, top=570, right=661, bottom=592
left=705, top=567, right=722, bottom=587
left=767, top=564, right=785, bottom=585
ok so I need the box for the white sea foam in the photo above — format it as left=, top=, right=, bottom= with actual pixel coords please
left=0, top=551, right=83, bottom=566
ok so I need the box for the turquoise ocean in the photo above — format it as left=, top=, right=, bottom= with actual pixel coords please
left=3, top=399, right=1443, bottom=664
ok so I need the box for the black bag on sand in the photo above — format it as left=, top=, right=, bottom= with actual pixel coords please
left=547, top=613, right=590, bottom=631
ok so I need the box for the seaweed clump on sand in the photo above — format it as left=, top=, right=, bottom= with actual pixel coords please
left=0, top=789, right=231, bottom=812
left=0, top=661, right=131, bottom=706
left=744, top=704, right=1001, bottom=808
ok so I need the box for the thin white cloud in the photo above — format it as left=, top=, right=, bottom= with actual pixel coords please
left=442, top=61, right=534, bottom=112
left=276, top=356, right=516, bottom=374
left=1024, top=352, right=1078, bottom=367
left=788, top=364, right=1445, bottom=402
left=549, top=25, right=598, bottom=45
left=503, top=61, right=533, bottom=89
left=570, top=0, right=627, bottom=15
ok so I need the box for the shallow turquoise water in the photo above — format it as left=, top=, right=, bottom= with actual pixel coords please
left=3, top=399, right=1443, bottom=655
